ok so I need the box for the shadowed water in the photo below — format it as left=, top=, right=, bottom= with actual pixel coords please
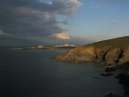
left=0, top=49, right=124, bottom=97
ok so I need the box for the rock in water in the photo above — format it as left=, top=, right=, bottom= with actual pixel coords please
left=105, top=92, right=121, bottom=97
left=100, top=73, right=113, bottom=77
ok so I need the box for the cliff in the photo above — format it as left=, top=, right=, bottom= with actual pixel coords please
left=53, top=36, right=129, bottom=97
left=53, top=36, right=129, bottom=69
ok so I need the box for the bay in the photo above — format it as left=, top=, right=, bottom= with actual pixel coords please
left=0, top=49, right=124, bottom=97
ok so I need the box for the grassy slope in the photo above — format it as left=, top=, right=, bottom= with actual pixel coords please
left=84, top=36, right=129, bottom=48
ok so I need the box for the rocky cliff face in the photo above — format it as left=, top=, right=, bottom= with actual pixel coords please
left=53, top=45, right=129, bottom=68
left=53, top=36, right=129, bottom=97
left=53, top=46, right=97, bottom=63
left=53, top=45, right=129, bottom=97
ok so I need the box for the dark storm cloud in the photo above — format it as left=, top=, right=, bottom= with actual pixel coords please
left=0, top=0, right=81, bottom=36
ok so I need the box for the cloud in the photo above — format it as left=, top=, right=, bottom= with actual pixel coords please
left=100, top=0, right=124, bottom=4
left=111, top=19, right=120, bottom=24
left=52, top=32, right=71, bottom=40
left=0, top=0, right=82, bottom=39
left=88, top=2, right=101, bottom=8
left=86, top=0, right=122, bottom=8
left=0, top=30, right=9, bottom=35
left=111, top=19, right=127, bottom=27
left=0, top=30, right=4, bottom=35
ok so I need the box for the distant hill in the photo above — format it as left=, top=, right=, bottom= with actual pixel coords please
left=85, top=36, right=129, bottom=48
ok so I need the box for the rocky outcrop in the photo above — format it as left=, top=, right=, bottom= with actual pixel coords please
left=53, top=46, right=97, bottom=63
left=95, top=46, right=111, bottom=63
left=53, top=45, right=129, bottom=97
left=53, top=45, right=129, bottom=68
left=53, top=36, right=129, bottom=97
left=105, top=48, right=122, bottom=65
left=105, top=92, right=121, bottom=97
left=119, top=47, right=129, bottom=65
left=116, top=72, right=129, bottom=97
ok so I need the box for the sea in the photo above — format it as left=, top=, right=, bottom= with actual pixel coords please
left=0, top=49, right=124, bottom=97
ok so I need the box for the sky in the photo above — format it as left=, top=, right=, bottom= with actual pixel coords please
left=0, top=0, right=129, bottom=46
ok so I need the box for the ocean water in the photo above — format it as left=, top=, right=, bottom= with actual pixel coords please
left=0, top=49, right=124, bottom=97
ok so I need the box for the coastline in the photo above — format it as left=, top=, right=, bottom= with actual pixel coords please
left=52, top=36, right=129, bottom=97
left=11, top=45, right=78, bottom=50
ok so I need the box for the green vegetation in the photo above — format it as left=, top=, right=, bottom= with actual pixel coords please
left=84, top=36, right=129, bottom=48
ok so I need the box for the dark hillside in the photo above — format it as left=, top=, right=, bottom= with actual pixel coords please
left=85, top=36, right=129, bottom=48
